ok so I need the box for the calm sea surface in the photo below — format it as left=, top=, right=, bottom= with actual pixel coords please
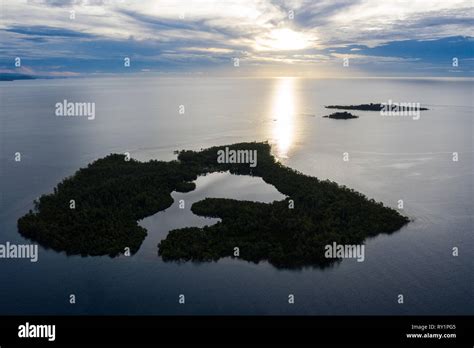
left=0, top=76, right=472, bottom=314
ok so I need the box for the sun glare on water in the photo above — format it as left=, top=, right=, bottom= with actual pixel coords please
left=270, top=77, right=298, bottom=159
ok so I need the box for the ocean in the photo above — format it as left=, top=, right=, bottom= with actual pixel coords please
left=0, top=76, right=472, bottom=314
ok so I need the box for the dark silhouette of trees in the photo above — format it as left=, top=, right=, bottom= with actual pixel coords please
left=18, top=142, right=409, bottom=268
left=159, top=142, right=409, bottom=269
left=323, top=111, right=358, bottom=119
left=326, top=103, right=428, bottom=111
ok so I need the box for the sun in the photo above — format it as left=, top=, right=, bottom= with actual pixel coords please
left=256, top=28, right=313, bottom=51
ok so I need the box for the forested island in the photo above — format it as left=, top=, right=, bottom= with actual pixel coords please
left=18, top=142, right=409, bottom=268
left=326, top=103, right=428, bottom=111
left=323, top=111, right=358, bottom=119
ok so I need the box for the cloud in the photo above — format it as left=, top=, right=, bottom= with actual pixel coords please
left=5, top=25, right=95, bottom=38
left=0, top=0, right=472, bottom=77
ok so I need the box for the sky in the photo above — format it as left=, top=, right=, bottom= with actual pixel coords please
left=1, top=0, right=473, bottom=77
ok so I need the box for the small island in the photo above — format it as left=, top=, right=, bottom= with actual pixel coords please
left=326, top=103, right=428, bottom=111
left=323, top=111, right=358, bottom=119
left=18, top=142, right=409, bottom=268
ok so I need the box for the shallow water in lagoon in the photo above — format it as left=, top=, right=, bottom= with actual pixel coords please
left=0, top=76, right=472, bottom=314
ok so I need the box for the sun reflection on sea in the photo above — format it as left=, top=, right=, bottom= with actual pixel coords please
left=270, top=77, right=298, bottom=159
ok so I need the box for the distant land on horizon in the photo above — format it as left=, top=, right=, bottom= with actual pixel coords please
left=0, top=73, right=37, bottom=81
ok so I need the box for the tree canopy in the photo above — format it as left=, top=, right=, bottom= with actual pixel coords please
left=18, top=142, right=409, bottom=268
